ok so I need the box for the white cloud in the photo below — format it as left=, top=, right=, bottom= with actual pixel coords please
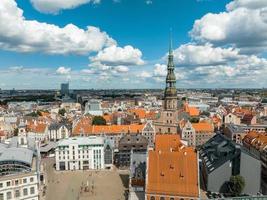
left=173, top=43, right=239, bottom=66
left=56, top=66, right=71, bottom=75
left=153, top=64, right=167, bottom=77
left=90, top=45, right=145, bottom=66
left=137, top=71, right=152, bottom=79
left=190, top=0, right=267, bottom=53
left=114, top=65, right=129, bottom=73
left=81, top=69, right=96, bottom=74
left=146, top=0, right=152, bottom=5
left=30, top=0, right=100, bottom=14
left=0, top=0, right=115, bottom=55
left=226, top=0, right=267, bottom=11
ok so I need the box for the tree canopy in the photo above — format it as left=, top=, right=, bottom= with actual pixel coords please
left=229, top=175, right=245, bottom=196
left=58, top=108, right=66, bottom=116
left=92, top=116, right=106, bottom=125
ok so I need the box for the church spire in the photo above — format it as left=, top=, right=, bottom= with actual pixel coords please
left=169, top=28, right=173, bottom=55
left=164, top=30, right=177, bottom=98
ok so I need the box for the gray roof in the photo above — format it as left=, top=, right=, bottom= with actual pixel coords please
left=40, top=142, right=57, bottom=153
left=57, top=136, right=104, bottom=147
left=0, top=147, right=34, bottom=165
left=48, top=122, right=71, bottom=131
left=9, top=136, right=36, bottom=151
left=200, top=134, right=259, bottom=174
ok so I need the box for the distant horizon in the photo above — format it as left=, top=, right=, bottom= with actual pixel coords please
left=1, top=87, right=266, bottom=91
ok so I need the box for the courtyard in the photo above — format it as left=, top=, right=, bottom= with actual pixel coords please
left=42, top=158, right=129, bottom=200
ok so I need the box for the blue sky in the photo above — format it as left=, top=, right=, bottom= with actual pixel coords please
left=1, top=0, right=267, bottom=89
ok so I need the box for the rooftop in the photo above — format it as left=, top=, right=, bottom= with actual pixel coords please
left=146, top=134, right=199, bottom=198
left=57, top=136, right=105, bottom=146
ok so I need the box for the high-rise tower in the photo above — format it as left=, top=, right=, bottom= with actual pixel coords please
left=164, top=36, right=178, bottom=110
left=154, top=34, right=179, bottom=134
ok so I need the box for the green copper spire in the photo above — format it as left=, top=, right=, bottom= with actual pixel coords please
left=164, top=30, right=177, bottom=98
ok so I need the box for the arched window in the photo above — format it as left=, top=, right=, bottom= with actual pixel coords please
left=150, top=196, right=155, bottom=200
left=160, top=197, right=165, bottom=200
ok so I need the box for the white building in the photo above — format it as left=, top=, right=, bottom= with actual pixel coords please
left=225, top=113, right=241, bottom=125
left=48, top=123, right=71, bottom=141
left=55, top=136, right=105, bottom=171
left=84, top=99, right=103, bottom=116
left=0, top=173, right=39, bottom=200
left=0, top=128, right=40, bottom=200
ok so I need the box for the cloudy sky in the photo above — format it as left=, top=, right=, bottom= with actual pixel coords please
left=0, top=0, right=267, bottom=89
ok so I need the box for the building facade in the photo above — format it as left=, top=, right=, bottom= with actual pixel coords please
left=0, top=173, right=39, bottom=200
left=48, top=122, right=71, bottom=141
left=55, top=136, right=105, bottom=171
left=0, top=127, right=40, bottom=200
left=114, top=134, right=148, bottom=168
left=181, top=121, right=214, bottom=147
left=200, top=134, right=261, bottom=195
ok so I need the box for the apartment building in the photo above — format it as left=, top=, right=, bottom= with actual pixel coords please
left=181, top=121, right=214, bottom=147
left=55, top=136, right=105, bottom=170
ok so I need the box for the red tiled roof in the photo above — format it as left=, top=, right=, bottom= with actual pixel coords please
left=146, top=134, right=199, bottom=198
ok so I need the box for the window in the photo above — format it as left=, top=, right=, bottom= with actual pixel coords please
left=15, top=180, right=19, bottom=185
left=23, top=178, right=27, bottom=184
left=170, top=198, right=174, bottom=200
left=150, top=197, right=155, bottom=200
left=15, top=190, right=20, bottom=198
left=168, top=128, right=170, bottom=133
left=160, top=197, right=165, bottom=200
left=0, top=193, right=3, bottom=200
left=30, top=177, right=34, bottom=182
left=30, top=187, right=35, bottom=195
left=0, top=183, right=2, bottom=188
left=6, top=192, right=12, bottom=200
left=23, top=188, right=28, bottom=196
left=6, top=181, right=11, bottom=187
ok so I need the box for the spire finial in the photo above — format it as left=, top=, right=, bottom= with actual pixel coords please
left=169, top=28, right=173, bottom=55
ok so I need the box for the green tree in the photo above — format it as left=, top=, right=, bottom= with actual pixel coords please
left=201, top=111, right=210, bottom=117
left=37, top=110, right=42, bottom=116
left=190, top=117, right=199, bottom=123
left=26, top=112, right=39, bottom=117
left=92, top=116, right=106, bottom=125
left=229, top=175, right=245, bottom=196
left=58, top=108, right=66, bottom=116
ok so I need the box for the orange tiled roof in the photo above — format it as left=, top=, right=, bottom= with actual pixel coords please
left=188, top=107, right=200, bottom=117
left=72, top=117, right=92, bottom=135
left=243, top=131, right=267, bottom=151
left=128, top=108, right=157, bottom=120
left=147, top=134, right=199, bottom=198
left=155, top=134, right=183, bottom=151
left=72, top=123, right=145, bottom=136
left=183, top=102, right=200, bottom=116
left=27, top=121, right=47, bottom=133
left=192, top=122, right=213, bottom=133
left=103, top=114, right=112, bottom=123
